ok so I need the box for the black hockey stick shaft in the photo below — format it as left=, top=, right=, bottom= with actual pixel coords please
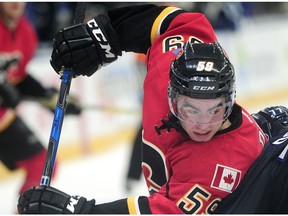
left=40, top=2, right=87, bottom=186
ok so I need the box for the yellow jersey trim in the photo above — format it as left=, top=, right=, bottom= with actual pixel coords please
left=127, top=197, right=137, bottom=214
left=150, top=7, right=181, bottom=44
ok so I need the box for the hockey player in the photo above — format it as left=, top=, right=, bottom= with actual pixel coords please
left=17, top=4, right=267, bottom=214
left=0, top=2, right=81, bottom=196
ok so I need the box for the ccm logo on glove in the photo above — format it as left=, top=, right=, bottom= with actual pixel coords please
left=67, top=196, right=81, bottom=213
left=87, top=18, right=116, bottom=59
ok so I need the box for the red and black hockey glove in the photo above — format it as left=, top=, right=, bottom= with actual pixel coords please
left=50, top=14, right=122, bottom=77
left=17, top=185, right=95, bottom=214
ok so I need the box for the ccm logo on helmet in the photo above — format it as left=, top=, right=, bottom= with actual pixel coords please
left=87, top=19, right=116, bottom=58
left=193, top=86, right=215, bottom=91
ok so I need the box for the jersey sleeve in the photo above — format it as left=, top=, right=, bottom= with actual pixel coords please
left=108, top=4, right=217, bottom=53
left=108, top=4, right=185, bottom=53
left=89, top=195, right=184, bottom=214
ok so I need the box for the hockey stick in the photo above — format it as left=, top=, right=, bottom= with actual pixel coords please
left=40, top=2, right=87, bottom=186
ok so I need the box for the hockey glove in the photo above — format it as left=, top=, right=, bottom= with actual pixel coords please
left=50, top=14, right=122, bottom=77
left=0, top=81, right=20, bottom=108
left=17, top=185, right=95, bottom=214
left=0, top=55, right=19, bottom=74
left=0, top=56, right=20, bottom=108
left=252, top=106, right=288, bottom=139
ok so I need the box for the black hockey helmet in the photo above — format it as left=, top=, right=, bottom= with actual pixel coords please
left=168, top=41, right=236, bottom=124
left=252, top=106, right=288, bottom=139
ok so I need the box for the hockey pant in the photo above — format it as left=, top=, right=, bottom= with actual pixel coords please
left=0, top=116, right=51, bottom=193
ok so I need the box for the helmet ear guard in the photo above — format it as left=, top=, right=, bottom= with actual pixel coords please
left=168, top=41, right=236, bottom=124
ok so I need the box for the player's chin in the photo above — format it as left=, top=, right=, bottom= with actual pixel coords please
left=189, top=131, right=214, bottom=142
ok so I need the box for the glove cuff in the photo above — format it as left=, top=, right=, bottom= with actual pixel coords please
left=64, top=196, right=96, bottom=214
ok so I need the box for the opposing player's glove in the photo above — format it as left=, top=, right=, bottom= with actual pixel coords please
left=17, top=186, right=95, bottom=214
left=252, top=106, right=288, bottom=139
left=50, top=14, right=122, bottom=77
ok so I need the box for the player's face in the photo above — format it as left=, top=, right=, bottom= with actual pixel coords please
left=0, top=2, right=26, bottom=22
left=177, top=96, right=226, bottom=142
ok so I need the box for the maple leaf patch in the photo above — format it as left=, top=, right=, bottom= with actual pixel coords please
left=211, top=164, right=241, bottom=193
left=223, top=173, right=235, bottom=184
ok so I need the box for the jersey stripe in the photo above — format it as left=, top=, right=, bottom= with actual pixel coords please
left=127, top=196, right=140, bottom=214
left=150, top=7, right=181, bottom=44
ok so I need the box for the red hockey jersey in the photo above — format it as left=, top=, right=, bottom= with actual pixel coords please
left=139, top=7, right=265, bottom=214
left=0, top=16, right=38, bottom=119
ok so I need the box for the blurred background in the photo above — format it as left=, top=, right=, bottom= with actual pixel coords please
left=1, top=2, right=288, bottom=213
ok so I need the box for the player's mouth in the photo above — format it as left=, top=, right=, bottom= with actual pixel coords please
left=193, top=130, right=212, bottom=139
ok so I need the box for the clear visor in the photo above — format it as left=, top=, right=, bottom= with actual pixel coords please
left=168, top=90, right=234, bottom=125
